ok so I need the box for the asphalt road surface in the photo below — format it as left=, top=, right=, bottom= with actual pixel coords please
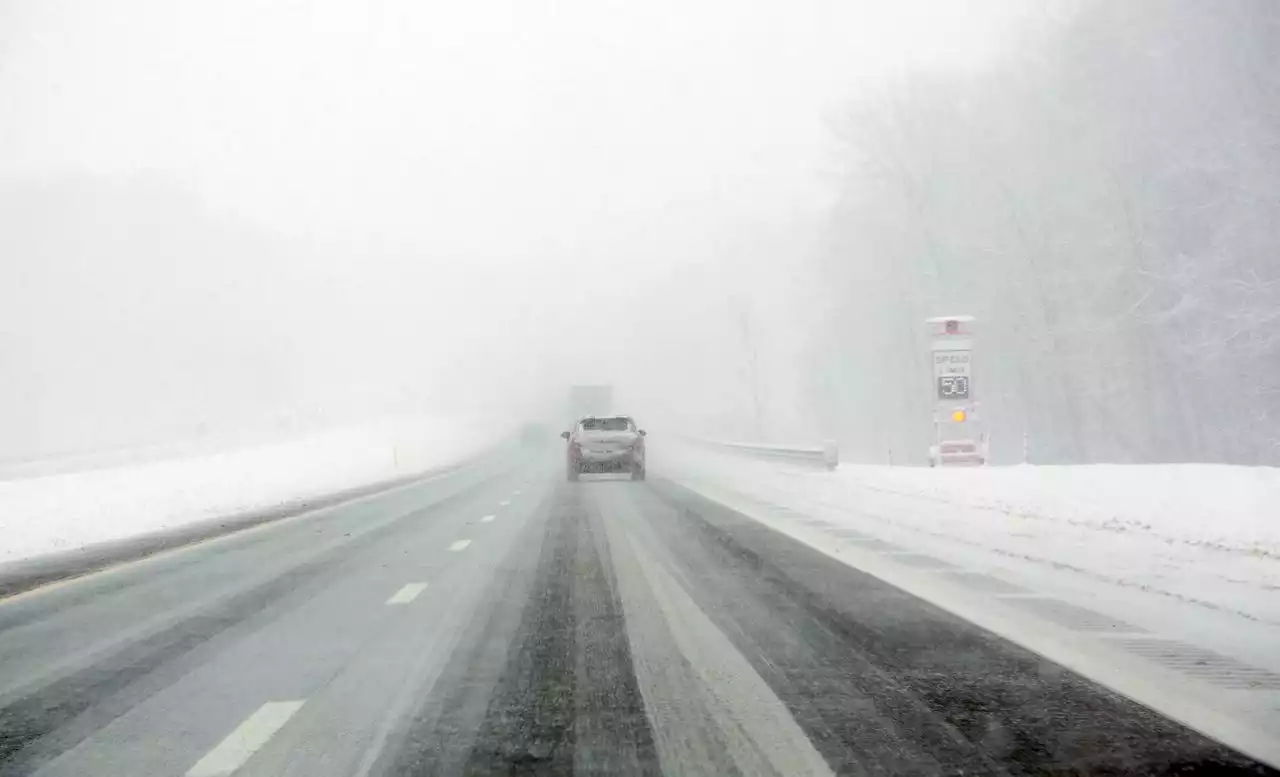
left=0, top=454, right=1274, bottom=776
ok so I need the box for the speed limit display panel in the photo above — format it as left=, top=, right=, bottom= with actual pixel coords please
left=933, top=349, right=972, bottom=400
left=937, top=375, right=970, bottom=399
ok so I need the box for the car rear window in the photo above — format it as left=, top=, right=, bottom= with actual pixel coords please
left=580, top=417, right=631, bottom=431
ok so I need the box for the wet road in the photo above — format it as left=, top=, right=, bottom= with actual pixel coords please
left=0, top=456, right=1274, bottom=776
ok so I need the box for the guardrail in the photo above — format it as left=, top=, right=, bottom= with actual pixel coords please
left=685, top=437, right=839, bottom=470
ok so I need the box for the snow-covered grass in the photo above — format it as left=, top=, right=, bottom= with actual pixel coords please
left=835, top=462, right=1280, bottom=557
left=0, top=415, right=501, bottom=564
left=658, top=445, right=1280, bottom=625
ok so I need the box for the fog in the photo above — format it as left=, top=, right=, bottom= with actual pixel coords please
left=815, top=1, right=1280, bottom=465
left=2, top=1, right=1276, bottom=466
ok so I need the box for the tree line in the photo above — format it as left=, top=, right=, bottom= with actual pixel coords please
left=811, top=0, right=1280, bottom=465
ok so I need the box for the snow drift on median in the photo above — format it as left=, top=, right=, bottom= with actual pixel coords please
left=0, top=416, right=499, bottom=564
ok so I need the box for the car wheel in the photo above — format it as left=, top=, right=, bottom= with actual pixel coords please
left=567, top=466, right=580, bottom=482
left=630, top=466, right=646, bottom=482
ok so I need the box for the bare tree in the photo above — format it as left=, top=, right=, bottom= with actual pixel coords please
left=810, top=0, right=1280, bottom=465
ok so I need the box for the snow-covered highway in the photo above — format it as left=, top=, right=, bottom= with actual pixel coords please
left=1, top=445, right=1276, bottom=775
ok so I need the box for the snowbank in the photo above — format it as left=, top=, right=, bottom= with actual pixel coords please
left=658, top=446, right=1280, bottom=624
left=834, top=462, right=1280, bottom=557
left=0, top=416, right=500, bottom=564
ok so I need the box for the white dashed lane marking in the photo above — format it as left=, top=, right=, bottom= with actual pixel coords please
left=449, top=540, right=472, bottom=552
left=480, top=515, right=496, bottom=523
left=499, top=500, right=511, bottom=506
left=186, top=700, right=305, bottom=777
left=386, top=583, right=428, bottom=605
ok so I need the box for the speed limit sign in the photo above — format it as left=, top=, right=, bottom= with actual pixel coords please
left=933, top=350, right=971, bottom=400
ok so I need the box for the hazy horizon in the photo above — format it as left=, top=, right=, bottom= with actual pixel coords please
left=5, top=0, right=1277, bottom=467
left=1, top=0, right=1032, bottom=459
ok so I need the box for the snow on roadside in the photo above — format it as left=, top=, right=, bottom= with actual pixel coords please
left=0, top=415, right=500, bottom=564
left=658, top=445, right=1280, bottom=624
left=834, top=462, right=1280, bottom=557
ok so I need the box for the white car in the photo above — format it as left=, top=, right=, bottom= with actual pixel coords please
left=562, top=416, right=646, bottom=481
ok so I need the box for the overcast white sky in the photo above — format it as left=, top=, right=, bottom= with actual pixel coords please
left=1, top=0, right=1025, bottom=240
left=0, top=0, right=1032, bottom=451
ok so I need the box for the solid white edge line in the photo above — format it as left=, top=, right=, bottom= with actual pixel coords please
left=480, top=515, right=496, bottom=523
left=677, top=480, right=1280, bottom=769
left=186, top=700, right=305, bottom=777
left=385, top=582, right=429, bottom=605
left=449, top=539, right=471, bottom=552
